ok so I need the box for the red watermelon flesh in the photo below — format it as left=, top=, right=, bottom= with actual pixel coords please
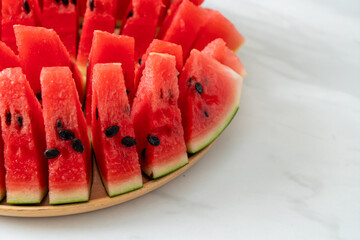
left=134, top=39, right=183, bottom=96
left=202, top=38, right=246, bottom=78
left=132, top=53, right=188, bottom=178
left=77, top=0, right=116, bottom=72
left=178, top=49, right=243, bottom=153
left=86, top=30, right=134, bottom=126
left=40, top=66, right=91, bottom=204
left=116, top=0, right=131, bottom=24
left=159, top=0, right=206, bottom=60
left=78, top=0, right=87, bottom=19
left=14, top=25, right=85, bottom=102
left=91, top=63, right=142, bottom=196
left=41, top=0, right=78, bottom=59
left=0, top=125, right=4, bottom=202
left=121, top=0, right=163, bottom=60
left=192, top=9, right=245, bottom=52
left=156, top=0, right=204, bottom=39
left=1, top=0, right=41, bottom=54
left=0, top=41, right=20, bottom=71
left=0, top=67, right=47, bottom=204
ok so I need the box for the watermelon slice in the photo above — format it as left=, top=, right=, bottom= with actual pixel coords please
left=14, top=25, right=85, bottom=102
left=1, top=0, right=41, bottom=53
left=0, top=67, right=47, bottom=204
left=85, top=30, right=134, bottom=126
left=41, top=0, right=78, bottom=59
left=116, top=0, right=131, bottom=25
left=91, top=63, right=142, bottom=196
left=40, top=66, right=91, bottom=204
left=202, top=38, right=246, bottom=77
left=0, top=41, right=20, bottom=71
left=78, top=0, right=88, bottom=19
left=178, top=49, right=243, bottom=153
left=192, top=9, right=246, bottom=52
left=121, top=0, right=163, bottom=60
left=0, top=125, right=4, bottom=202
left=159, top=0, right=206, bottom=59
left=134, top=39, right=183, bottom=96
left=76, top=0, right=116, bottom=72
left=132, top=53, right=188, bottom=178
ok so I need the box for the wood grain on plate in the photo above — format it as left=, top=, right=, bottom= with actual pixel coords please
left=0, top=143, right=213, bottom=217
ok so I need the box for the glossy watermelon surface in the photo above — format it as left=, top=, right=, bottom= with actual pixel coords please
left=41, top=0, right=78, bottom=58
left=1, top=0, right=41, bottom=53
left=0, top=67, right=47, bottom=204
left=40, top=66, right=91, bottom=204
left=86, top=30, right=134, bottom=126
left=91, top=63, right=142, bottom=197
left=0, top=41, right=20, bottom=71
left=202, top=38, right=246, bottom=77
left=132, top=53, right=188, bottom=179
left=178, top=49, right=243, bottom=153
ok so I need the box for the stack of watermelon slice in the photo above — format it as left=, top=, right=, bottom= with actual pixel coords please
left=0, top=0, right=246, bottom=205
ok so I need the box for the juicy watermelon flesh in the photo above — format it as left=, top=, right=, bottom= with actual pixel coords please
left=14, top=25, right=84, bottom=102
left=78, top=0, right=87, bottom=19
left=1, top=0, right=41, bottom=54
left=192, top=9, right=246, bottom=52
left=0, top=41, right=20, bottom=71
left=121, top=0, right=163, bottom=60
left=76, top=0, right=116, bottom=72
left=86, top=30, right=134, bottom=126
left=40, top=67, right=91, bottom=204
left=160, top=0, right=206, bottom=60
left=116, top=0, right=131, bottom=25
left=178, top=50, right=243, bottom=153
left=0, top=127, right=5, bottom=201
left=202, top=38, right=246, bottom=77
left=41, top=0, right=78, bottom=58
left=132, top=53, right=188, bottom=179
left=91, top=63, right=142, bottom=197
left=134, top=39, right=183, bottom=97
left=0, top=67, right=47, bottom=204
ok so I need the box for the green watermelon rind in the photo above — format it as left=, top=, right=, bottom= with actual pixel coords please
left=108, top=183, right=143, bottom=198
left=151, top=160, right=189, bottom=180
left=145, top=154, right=189, bottom=179
left=6, top=189, right=47, bottom=204
left=49, top=190, right=90, bottom=205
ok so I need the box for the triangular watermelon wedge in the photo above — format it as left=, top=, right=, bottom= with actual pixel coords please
left=178, top=49, right=243, bottom=153
left=0, top=67, right=47, bottom=204
left=91, top=63, right=142, bottom=197
left=132, top=53, right=188, bottom=178
left=0, top=41, right=20, bottom=71
left=40, top=66, right=91, bottom=205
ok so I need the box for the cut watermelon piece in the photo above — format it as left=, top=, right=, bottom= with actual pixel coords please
left=121, top=0, right=163, bottom=60
left=77, top=0, right=116, bottom=72
left=0, top=125, right=4, bottom=202
left=85, top=30, right=134, bottom=126
left=159, top=0, right=206, bottom=59
left=0, top=67, right=47, bottom=204
left=0, top=41, right=20, bottom=71
left=116, top=0, right=131, bottom=25
left=192, top=9, right=245, bottom=52
left=178, top=49, right=243, bottom=153
left=41, top=0, right=78, bottom=59
left=78, top=0, right=88, bottom=19
left=14, top=25, right=85, bottom=102
left=91, top=63, right=142, bottom=196
left=132, top=53, right=188, bottom=178
left=1, top=0, right=41, bottom=53
left=40, top=66, right=91, bottom=204
left=134, top=39, right=183, bottom=96
left=202, top=38, right=246, bottom=77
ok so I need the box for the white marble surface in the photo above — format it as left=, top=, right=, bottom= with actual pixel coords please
left=0, top=0, right=359, bottom=239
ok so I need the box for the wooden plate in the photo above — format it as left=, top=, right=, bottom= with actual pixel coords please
left=0, top=143, right=213, bottom=217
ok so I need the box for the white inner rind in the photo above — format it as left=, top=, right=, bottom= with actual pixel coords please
left=103, top=175, right=143, bottom=197
left=49, top=187, right=90, bottom=205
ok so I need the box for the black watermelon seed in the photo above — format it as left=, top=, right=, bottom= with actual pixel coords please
left=189, top=77, right=195, bottom=83
left=147, top=134, right=160, bottom=146
left=36, top=92, right=42, bottom=101
left=95, top=107, right=99, bottom=120
left=89, top=0, right=94, bottom=11
left=59, top=129, right=75, bottom=140
left=44, top=149, right=60, bottom=159
left=121, top=136, right=137, bottom=147
left=72, top=0, right=77, bottom=5
left=141, top=148, right=146, bottom=161
left=55, top=0, right=60, bottom=3
left=17, top=115, right=23, bottom=128
left=127, top=10, right=133, bottom=18
left=138, top=58, right=142, bottom=65
left=71, top=139, right=84, bottom=153
left=56, top=120, right=63, bottom=130
left=204, top=110, right=209, bottom=118
left=62, top=0, right=69, bottom=6
left=126, top=90, right=130, bottom=95
left=105, top=125, right=119, bottom=138
left=5, top=111, right=11, bottom=126
left=195, top=82, right=203, bottom=94
left=23, top=1, right=30, bottom=13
